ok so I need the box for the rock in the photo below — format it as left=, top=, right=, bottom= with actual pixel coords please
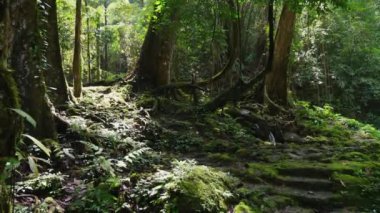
left=283, top=132, right=305, bottom=143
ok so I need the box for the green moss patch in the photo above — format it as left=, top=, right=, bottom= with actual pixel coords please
left=133, top=160, right=238, bottom=212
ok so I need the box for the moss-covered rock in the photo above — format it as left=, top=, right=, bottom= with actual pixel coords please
left=15, top=173, right=65, bottom=196
left=134, top=160, right=238, bottom=212
left=234, top=201, right=256, bottom=213
left=203, top=139, right=239, bottom=153
left=337, top=151, right=370, bottom=161
left=207, top=152, right=236, bottom=164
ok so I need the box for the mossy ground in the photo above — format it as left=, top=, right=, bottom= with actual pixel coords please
left=13, top=86, right=380, bottom=212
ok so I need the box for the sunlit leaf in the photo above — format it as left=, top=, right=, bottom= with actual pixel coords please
left=11, top=108, right=37, bottom=127
left=28, top=156, right=39, bottom=176
left=23, top=134, right=51, bottom=157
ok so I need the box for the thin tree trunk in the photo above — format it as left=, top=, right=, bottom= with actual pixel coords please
left=0, top=1, right=22, bottom=211
left=96, top=15, right=101, bottom=81
left=43, top=0, right=72, bottom=106
left=103, top=0, right=109, bottom=71
left=73, top=0, right=82, bottom=97
left=85, top=0, right=91, bottom=83
left=264, top=4, right=296, bottom=107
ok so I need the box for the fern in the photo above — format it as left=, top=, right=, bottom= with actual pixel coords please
left=124, top=147, right=151, bottom=164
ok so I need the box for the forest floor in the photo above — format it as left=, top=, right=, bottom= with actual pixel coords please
left=14, top=84, right=380, bottom=212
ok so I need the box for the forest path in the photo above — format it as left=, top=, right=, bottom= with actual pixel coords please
left=15, top=85, right=380, bottom=212
left=73, top=85, right=379, bottom=212
left=154, top=104, right=380, bottom=212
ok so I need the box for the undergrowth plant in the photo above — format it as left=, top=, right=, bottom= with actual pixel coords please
left=295, top=101, right=380, bottom=143
left=132, top=160, right=238, bottom=213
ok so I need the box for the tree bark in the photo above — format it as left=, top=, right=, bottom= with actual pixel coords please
left=96, top=14, right=101, bottom=81
left=85, top=0, right=91, bottom=83
left=10, top=0, right=57, bottom=140
left=103, top=0, right=109, bottom=71
left=0, top=1, right=22, bottom=211
left=73, top=0, right=82, bottom=97
left=43, top=0, right=72, bottom=106
left=133, top=0, right=182, bottom=90
left=264, top=4, right=296, bottom=107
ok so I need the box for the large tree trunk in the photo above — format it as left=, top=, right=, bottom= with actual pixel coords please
left=0, top=1, right=22, bottom=211
left=264, top=4, right=296, bottom=107
left=43, top=0, right=72, bottom=106
left=73, top=0, right=82, bottom=97
left=10, top=0, right=57, bottom=140
left=133, top=0, right=182, bottom=90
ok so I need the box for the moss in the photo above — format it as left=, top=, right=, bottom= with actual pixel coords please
left=337, top=152, right=370, bottom=161
left=235, top=148, right=252, bottom=158
left=244, top=163, right=279, bottom=182
left=234, top=201, right=256, bottom=213
left=305, top=135, right=329, bottom=143
left=295, top=101, right=380, bottom=144
left=332, top=173, right=369, bottom=205
left=136, top=93, right=156, bottom=108
left=263, top=195, right=295, bottom=210
left=134, top=160, right=238, bottom=212
left=207, top=153, right=236, bottom=164
left=203, top=139, right=239, bottom=153
left=15, top=173, right=64, bottom=195
left=333, top=173, right=367, bottom=186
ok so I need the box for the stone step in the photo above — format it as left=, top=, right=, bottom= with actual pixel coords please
left=275, top=206, right=315, bottom=213
left=247, top=184, right=339, bottom=210
left=272, top=176, right=333, bottom=191
left=277, top=167, right=333, bottom=179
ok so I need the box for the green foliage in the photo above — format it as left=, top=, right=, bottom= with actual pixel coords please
left=203, top=113, right=252, bottom=141
left=295, top=101, right=380, bottom=142
left=291, top=0, right=380, bottom=126
left=207, top=153, right=236, bottom=164
left=234, top=201, right=256, bottom=213
left=331, top=161, right=380, bottom=210
left=57, top=0, right=147, bottom=81
left=23, top=134, right=51, bottom=157
left=15, top=173, right=65, bottom=196
left=69, top=177, right=122, bottom=212
left=133, top=160, right=237, bottom=212
left=11, top=108, right=36, bottom=128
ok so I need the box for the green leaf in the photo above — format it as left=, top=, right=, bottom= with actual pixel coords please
left=28, top=156, right=39, bottom=176
left=10, top=108, right=37, bottom=128
left=23, top=134, right=51, bottom=157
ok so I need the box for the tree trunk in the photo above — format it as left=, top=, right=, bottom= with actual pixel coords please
left=85, top=0, right=91, bottom=83
left=103, top=0, right=109, bottom=71
left=73, top=0, right=82, bottom=97
left=133, top=0, right=182, bottom=90
left=10, top=0, right=57, bottom=140
left=264, top=4, right=296, bottom=107
left=42, top=0, right=72, bottom=106
left=96, top=15, right=101, bottom=81
left=0, top=1, right=22, bottom=211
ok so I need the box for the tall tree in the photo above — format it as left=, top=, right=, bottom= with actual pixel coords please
left=133, top=0, right=183, bottom=90
left=43, top=0, right=72, bottom=106
left=73, top=0, right=83, bottom=97
left=85, top=0, right=92, bottom=83
left=264, top=3, right=296, bottom=107
left=103, top=0, right=110, bottom=71
left=0, top=1, right=22, bottom=211
left=95, top=13, right=101, bottom=81
left=10, top=0, right=57, bottom=140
